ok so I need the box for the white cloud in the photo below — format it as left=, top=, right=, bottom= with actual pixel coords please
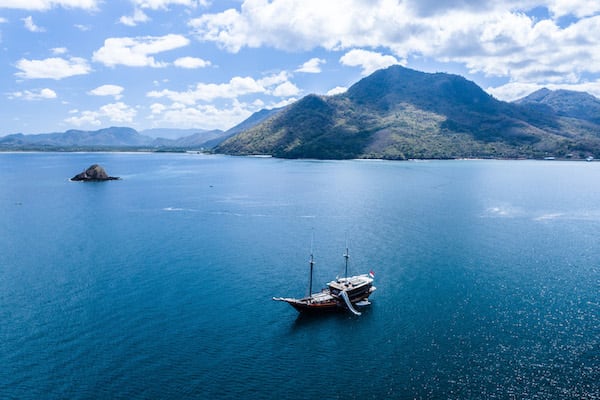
left=15, top=57, right=91, bottom=79
left=146, top=71, right=299, bottom=129
left=173, top=56, right=211, bottom=69
left=188, top=1, right=423, bottom=53
left=88, top=84, right=124, bottom=100
left=547, top=0, right=600, bottom=18
left=146, top=99, right=257, bottom=130
left=119, top=8, right=150, bottom=26
left=0, top=17, right=7, bottom=23
left=51, top=47, right=67, bottom=55
left=100, top=102, right=137, bottom=122
left=327, top=86, right=347, bottom=96
left=132, top=0, right=203, bottom=10
left=443, top=12, right=600, bottom=84
left=147, top=73, right=295, bottom=104
left=150, top=102, right=167, bottom=114
left=272, top=81, right=300, bottom=97
left=296, top=57, right=325, bottom=73
left=340, top=49, right=401, bottom=76
left=0, top=0, right=99, bottom=10
left=147, top=77, right=263, bottom=104
left=65, top=102, right=137, bottom=126
left=270, top=97, right=297, bottom=109
left=257, top=71, right=290, bottom=87
left=64, top=110, right=102, bottom=126
left=188, top=0, right=600, bottom=88
left=23, top=16, right=45, bottom=32
left=93, top=34, right=190, bottom=67
left=74, top=23, right=90, bottom=31
left=9, top=88, right=57, bottom=100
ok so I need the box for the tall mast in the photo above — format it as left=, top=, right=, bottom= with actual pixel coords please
left=308, top=252, right=314, bottom=303
left=308, top=233, right=314, bottom=302
left=343, top=239, right=349, bottom=278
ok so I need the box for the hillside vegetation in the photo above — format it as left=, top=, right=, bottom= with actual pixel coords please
left=216, top=66, right=600, bottom=160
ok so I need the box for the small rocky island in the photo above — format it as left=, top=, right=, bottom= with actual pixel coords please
left=71, top=164, right=120, bottom=181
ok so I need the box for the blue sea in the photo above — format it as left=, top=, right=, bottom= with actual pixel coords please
left=1, top=152, right=598, bottom=399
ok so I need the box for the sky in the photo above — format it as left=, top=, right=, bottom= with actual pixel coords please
left=1, top=0, right=600, bottom=135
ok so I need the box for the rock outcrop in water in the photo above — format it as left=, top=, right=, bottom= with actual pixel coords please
left=71, top=164, right=119, bottom=181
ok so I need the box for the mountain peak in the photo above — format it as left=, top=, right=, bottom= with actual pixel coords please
left=217, top=65, right=600, bottom=160
left=346, top=64, right=498, bottom=114
left=516, top=88, right=600, bottom=124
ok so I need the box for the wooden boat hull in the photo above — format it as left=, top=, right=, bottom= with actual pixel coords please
left=273, top=285, right=376, bottom=314
left=286, top=299, right=341, bottom=313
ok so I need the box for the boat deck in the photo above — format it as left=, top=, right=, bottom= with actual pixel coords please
left=328, top=274, right=373, bottom=292
left=308, top=291, right=335, bottom=303
left=273, top=289, right=335, bottom=305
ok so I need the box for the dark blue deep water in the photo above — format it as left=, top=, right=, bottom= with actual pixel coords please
left=1, top=153, right=599, bottom=399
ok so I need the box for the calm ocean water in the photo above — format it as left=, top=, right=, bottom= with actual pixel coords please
left=1, top=153, right=598, bottom=399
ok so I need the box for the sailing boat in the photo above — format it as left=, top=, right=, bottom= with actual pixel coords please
left=272, top=244, right=376, bottom=315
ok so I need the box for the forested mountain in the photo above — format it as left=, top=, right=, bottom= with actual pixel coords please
left=216, top=66, right=600, bottom=160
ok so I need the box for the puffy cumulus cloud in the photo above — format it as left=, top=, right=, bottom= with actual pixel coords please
left=272, top=81, right=300, bottom=97
left=257, top=70, right=290, bottom=88
left=132, top=0, right=205, bottom=10
left=15, top=57, right=91, bottom=79
left=270, top=97, right=297, bottom=109
left=150, top=102, right=167, bottom=114
left=340, top=49, right=402, bottom=76
left=147, top=72, right=296, bottom=104
left=444, top=12, right=600, bottom=84
left=64, top=109, right=102, bottom=126
left=188, top=0, right=600, bottom=87
left=147, top=98, right=284, bottom=130
left=147, top=71, right=299, bottom=129
left=92, top=34, right=190, bottom=67
left=119, top=8, right=150, bottom=26
left=99, top=102, right=137, bottom=122
left=22, top=16, right=45, bottom=32
left=9, top=87, right=57, bottom=100
left=327, top=86, right=347, bottom=96
left=173, top=56, right=211, bottom=69
left=0, top=0, right=99, bottom=10
left=51, top=47, right=67, bottom=55
left=65, top=102, right=137, bottom=126
left=88, top=84, right=124, bottom=99
left=296, top=57, right=325, bottom=73
left=147, top=77, right=264, bottom=104
left=188, top=0, right=398, bottom=52
left=147, top=102, right=250, bottom=130
left=546, top=0, right=600, bottom=18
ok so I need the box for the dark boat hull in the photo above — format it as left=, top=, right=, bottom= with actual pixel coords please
left=287, top=299, right=341, bottom=313
left=273, top=285, right=376, bottom=314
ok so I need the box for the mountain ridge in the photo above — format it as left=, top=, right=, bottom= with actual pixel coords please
left=215, top=65, right=600, bottom=160
left=0, top=126, right=226, bottom=151
left=2, top=66, right=600, bottom=159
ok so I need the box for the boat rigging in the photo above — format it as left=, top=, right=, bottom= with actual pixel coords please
left=273, top=244, right=376, bottom=315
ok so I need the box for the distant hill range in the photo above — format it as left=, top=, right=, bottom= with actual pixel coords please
left=0, top=127, right=226, bottom=151
left=2, top=65, right=600, bottom=159
left=216, top=66, right=600, bottom=160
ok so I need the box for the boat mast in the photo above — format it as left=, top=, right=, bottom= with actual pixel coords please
left=308, top=252, right=314, bottom=303
left=343, top=239, right=349, bottom=278
left=308, top=233, right=314, bottom=302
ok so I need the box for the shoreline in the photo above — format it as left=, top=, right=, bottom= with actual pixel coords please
left=0, top=150, right=595, bottom=162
